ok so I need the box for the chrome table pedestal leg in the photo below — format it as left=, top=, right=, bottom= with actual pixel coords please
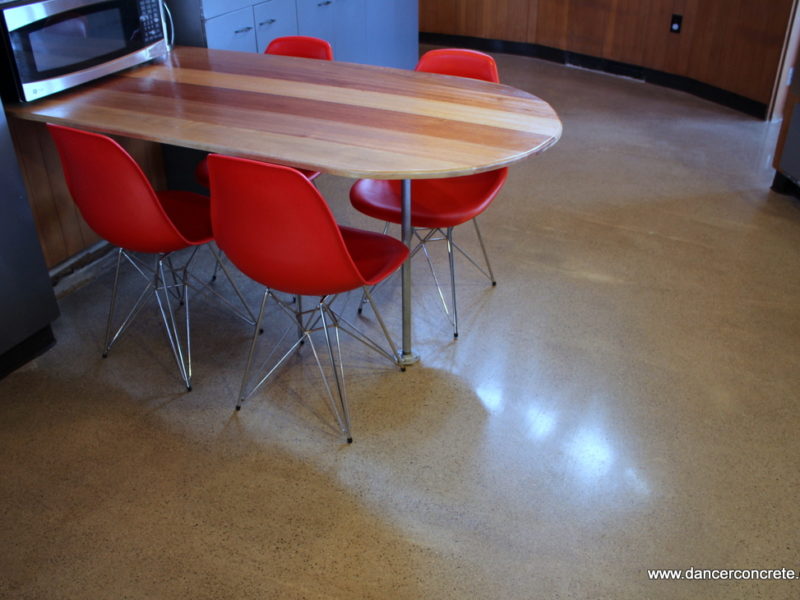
left=399, top=178, right=419, bottom=366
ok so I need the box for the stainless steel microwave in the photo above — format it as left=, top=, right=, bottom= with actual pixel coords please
left=0, top=0, right=168, bottom=102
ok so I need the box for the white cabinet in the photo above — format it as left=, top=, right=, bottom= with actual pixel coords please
left=296, top=0, right=364, bottom=63
left=204, top=6, right=257, bottom=52
left=167, top=0, right=417, bottom=68
left=254, top=0, right=299, bottom=54
left=295, top=0, right=335, bottom=44
left=366, top=0, right=418, bottom=69
left=201, top=0, right=252, bottom=19
left=333, top=0, right=365, bottom=64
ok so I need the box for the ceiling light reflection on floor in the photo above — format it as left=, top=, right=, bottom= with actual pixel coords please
left=476, top=385, right=504, bottom=414
left=567, top=428, right=615, bottom=480
left=525, top=406, right=558, bottom=439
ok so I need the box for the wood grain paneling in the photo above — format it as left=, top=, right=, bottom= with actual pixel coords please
left=420, top=0, right=457, bottom=35
left=533, top=0, right=569, bottom=49
left=689, top=0, right=795, bottom=104
left=641, top=0, right=697, bottom=76
left=601, top=0, right=649, bottom=65
left=421, top=0, right=530, bottom=42
left=567, top=0, right=612, bottom=58
left=526, top=0, right=540, bottom=45
left=477, top=0, right=530, bottom=43
left=8, top=118, right=69, bottom=267
left=423, top=0, right=797, bottom=108
left=454, top=0, right=481, bottom=37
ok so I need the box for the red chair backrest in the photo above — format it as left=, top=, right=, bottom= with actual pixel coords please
left=47, top=124, right=190, bottom=254
left=415, top=48, right=500, bottom=83
left=265, top=36, right=333, bottom=60
left=207, top=155, right=365, bottom=296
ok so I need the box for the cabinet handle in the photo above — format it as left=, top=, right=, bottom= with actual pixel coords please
left=318, top=0, right=332, bottom=6
left=234, top=26, right=253, bottom=34
left=258, top=19, right=277, bottom=26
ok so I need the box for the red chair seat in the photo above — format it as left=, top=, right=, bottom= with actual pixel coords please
left=339, top=225, right=408, bottom=285
left=349, top=169, right=508, bottom=229
left=157, top=190, right=213, bottom=245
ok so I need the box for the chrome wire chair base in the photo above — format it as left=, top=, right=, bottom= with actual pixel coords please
left=103, top=248, right=194, bottom=390
left=102, top=245, right=256, bottom=390
left=236, top=287, right=402, bottom=444
left=184, top=244, right=257, bottom=327
left=360, top=217, right=496, bottom=338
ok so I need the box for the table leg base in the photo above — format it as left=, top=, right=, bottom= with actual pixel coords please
left=398, top=352, right=420, bottom=367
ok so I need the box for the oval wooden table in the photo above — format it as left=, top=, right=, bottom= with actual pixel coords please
left=9, top=46, right=563, bottom=364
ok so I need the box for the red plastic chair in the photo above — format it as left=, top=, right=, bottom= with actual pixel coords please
left=208, top=154, right=408, bottom=443
left=193, top=36, right=333, bottom=188
left=414, top=48, right=499, bottom=83
left=48, top=124, right=250, bottom=390
left=349, top=48, right=506, bottom=338
left=266, top=35, right=333, bottom=60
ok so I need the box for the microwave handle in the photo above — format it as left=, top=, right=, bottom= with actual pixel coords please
left=162, top=1, right=175, bottom=48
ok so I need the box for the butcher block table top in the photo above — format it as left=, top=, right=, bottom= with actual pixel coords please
left=8, top=46, right=562, bottom=180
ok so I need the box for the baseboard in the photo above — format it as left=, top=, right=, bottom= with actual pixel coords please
left=419, top=32, right=768, bottom=120
left=771, top=170, right=800, bottom=199
left=0, top=325, right=56, bottom=380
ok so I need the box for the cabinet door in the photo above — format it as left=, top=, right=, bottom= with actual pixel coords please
left=201, top=0, right=253, bottom=20
left=296, top=0, right=336, bottom=47
left=365, top=0, right=418, bottom=69
left=204, top=6, right=257, bottom=52
left=254, top=0, right=299, bottom=53
left=331, top=0, right=364, bottom=63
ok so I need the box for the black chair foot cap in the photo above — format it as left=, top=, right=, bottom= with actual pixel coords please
left=259, top=328, right=264, bottom=334
left=346, top=437, right=353, bottom=444
left=102, top=353, right=108, bottom=358
left=186, top=385, right=192, bottom=392
left=454, top=333, right=459, bottom=338
left=235, top=406, right=241, bottom=411
left=492, top=281, right=497, bottom=286
left=210, top=275, right=217, bottom=282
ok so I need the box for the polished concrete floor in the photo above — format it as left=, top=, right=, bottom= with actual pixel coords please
left=2, top=49, right=800, bottom=599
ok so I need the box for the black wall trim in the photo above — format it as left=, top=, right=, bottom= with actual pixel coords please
left=0, top=325, right=55, bottom=380
left=771, top=170, right=800, bottom=199
left=420, top=32, right=768, bottom=119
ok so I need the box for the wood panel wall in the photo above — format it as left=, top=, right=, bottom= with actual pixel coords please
left=420, top=0, right=797, bottom=106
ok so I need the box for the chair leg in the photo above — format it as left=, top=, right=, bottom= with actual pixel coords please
left=446, top=227, right=459, bottom=339
left=103, top=249, right=124, bottom=357
left=200, top=245, right=258, bottom=326
left=357, top=221, right=392, bottom=315
left=316, top=303, right=352, bottom=443
left=472, top=217, right=496, bottom=286
left=236, top=290, right=307, bottom=411
left=182, top=262, right=192, bottom=384
left=103, top=249, right=154, bottom=357
left=296, top=295, right=304, bottom=341
left=154, top=256, right=192, bottom=390
left=236, top=289, right=269, bottom=411
left=361, top=286, right=401, bottom=366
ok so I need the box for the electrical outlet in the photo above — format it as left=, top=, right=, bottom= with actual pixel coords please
left=670, top=14, right=683, bottom=33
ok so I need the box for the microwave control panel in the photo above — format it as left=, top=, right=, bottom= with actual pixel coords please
left=139, top=0, right=163, bottom=44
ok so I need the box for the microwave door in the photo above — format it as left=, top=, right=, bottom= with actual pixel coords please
left=3, top=0, right=167, bottom=102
